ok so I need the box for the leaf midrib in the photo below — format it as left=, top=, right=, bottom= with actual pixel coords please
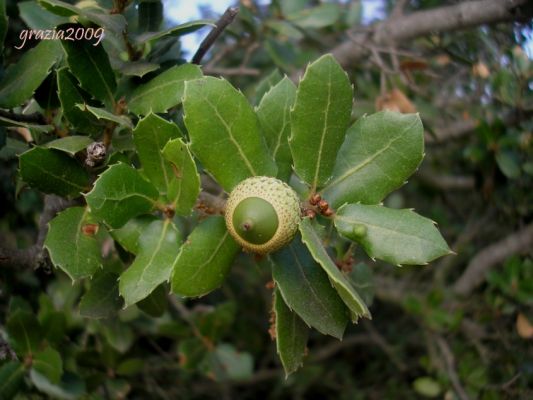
left=335, top=214, right=449, bottom=251
left=202, top=95, right=257, bottom=176
left=287, top=245, right=337, bottom=328
left=323, top=117, right=419, bottom=190
left=311, top=64, right=333, bottom=192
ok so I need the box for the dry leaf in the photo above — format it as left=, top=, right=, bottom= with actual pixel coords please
left=472, top=62, right=490, bottom=78
left=516, top=313, right=533, bottom=339
left=375, top=88, right=417, bottom=114
left=400, top=60, right=428, bottom=71
left=435, top=54, right=451, bottom=66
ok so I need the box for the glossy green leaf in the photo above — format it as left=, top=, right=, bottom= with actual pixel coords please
left=321, top=111, right=424, bottom=208
left=78, top=105, right=133, bottom=129
left=287, top=3, right=340, bottom=28
left=0, top=115, right=53, bottom=133
left=266, top=20, right=304, bottom=40
left=178, top=338, right=208, bottom=371
left=102, top=319, right=134, bottom=353
left=44, top=136, right=93, bottom=155
left=137, top=284, right=167, bottom=317
left=29, top=370, right=85, bottom=400
left=39, top=0, right=126, bottom=33
left=254, top=69, right=282, bottom=104
left=119, top=219, right=182, bottom=307
left=127, top=64, right=202, bottom=116
left=18, top=1, right=68, bottom=30
left=184, top=77, right=277, bottom=191
left=194, top=302, right=237, bottom=342
left=274, top=287, right=309, bottom=377
left=171, top=216, right=240, bottom=298
left=110, top=215, right=158, bottom=255
left=256, top=76, right=296, bottom=181
left=85, top=163, right=159, bottom=228
left=32, top=347, right=63, bottom=384
left=0, top=362, right=25, bottom=399
left=133, top=113, right=181, bottom=195
left=19, top=147, right=89, bottom=197
left=349, top=262, right=375, bottom=306
left=271, top=238, right=348, bottom=339
left=116, top=358, right=145, bottom=376
left=206, top=344, right=254, bottom=381
left=62, top=36, right=116, bottom=107
left=120, top=61, right=160, bottom=78
left=0, top=40, right=62, bottom=108
left=290, top=54, right=353, bottom=191
left=280, top=0, right=307, bottom=16
left=135, top=20, right=215, bottom=44
left=0, top=0, right=7, bottom=53
left=44, top=207, right=103, bottom=281
left=496, top=151, right=521, bottom=179
left=57, top=68, right=105, bottom=136
left=162, top=138, right=200, bottom=215
left=6, top=310, right=42, bottom=356
left=137, top=0, right=163, bottom=32
left=79, top=271, right=123, bottom=318
left=299, top=218, right=370, bottom=321
left=413, top=377, right=442, bottom=398
left=335, top=204, right=452, bottom=265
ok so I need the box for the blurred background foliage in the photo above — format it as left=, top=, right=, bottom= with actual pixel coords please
left=0, top=0, right=532, bottom=399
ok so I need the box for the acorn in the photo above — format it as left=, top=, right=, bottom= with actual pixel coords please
left=225, top=176, right=301, bottom=255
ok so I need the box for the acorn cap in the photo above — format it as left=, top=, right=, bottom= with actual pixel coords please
left=225, top=176, right=301, bottom=254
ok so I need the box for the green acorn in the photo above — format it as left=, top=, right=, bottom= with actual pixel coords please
left=225, top=176, right=301, bottom=255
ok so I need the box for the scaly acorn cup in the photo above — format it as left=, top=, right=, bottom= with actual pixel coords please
left=225, top=176, right=301, bottom=255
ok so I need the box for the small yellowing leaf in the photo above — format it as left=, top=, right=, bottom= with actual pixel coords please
left=516, top=313, right=533, bottom=339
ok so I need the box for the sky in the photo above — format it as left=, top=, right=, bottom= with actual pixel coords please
left=163, top=0, right=532, bottom=59
left=163, top=0, right=386, bottom=56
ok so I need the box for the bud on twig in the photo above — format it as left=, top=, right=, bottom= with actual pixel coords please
left=85, top=142, right=106, bottom=168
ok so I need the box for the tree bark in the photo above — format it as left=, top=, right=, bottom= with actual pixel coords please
left=453, top=222, right=533, bottom=296
left=330, top=0, right=531, bottom=70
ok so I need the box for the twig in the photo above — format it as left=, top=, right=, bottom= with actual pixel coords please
left=0, top=109, right=46, bottom=124
left=363, top=321, right=407, bottom=372
left=191, top=7, right=239, bottom=65
left=311, top=334, right=373, bottom=362
left=435, top=335, right=470, bottom=400
left=167, top=295, right=214, bottom=351
left=196, top=191, right=226, bottom=215
left=417, top=171, right=476, bottom=191
left=453, top=222, right=533, bottom=296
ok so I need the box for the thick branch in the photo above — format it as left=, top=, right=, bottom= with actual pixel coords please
left=417, top=170, right=475, bottom=191
left=330, top=0, right=531, bottom=69
left=453, top=223, right=533, bottom=296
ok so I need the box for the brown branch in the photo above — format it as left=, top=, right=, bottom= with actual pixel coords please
left=191, top=7, right=239, bottom=65
left=203, top=67, right=260, bottom=77
left=453, top=222, right=533, bottom=296
left=428, top=119, right=479, bottom=143
left=417, top=170, right=476, bottom=191
left=329, top=0, right=531, bottom=70
left=435, top=335, right=470, bottom=400
left=310, top=334, right=373, bottom=362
